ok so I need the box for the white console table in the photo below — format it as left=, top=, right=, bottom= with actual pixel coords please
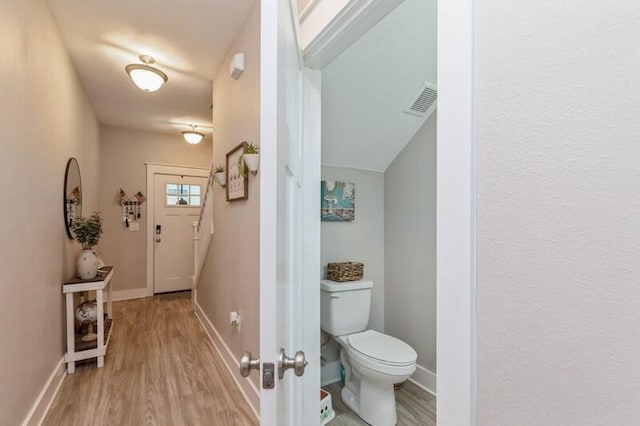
left=63, top=266, right=114, bottom=374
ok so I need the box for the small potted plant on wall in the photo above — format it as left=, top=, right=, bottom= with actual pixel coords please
left=72, top=211, right=103, bottom=279
left=238, top=143, right=260, bottom=177
left=213, top=164, right=226, bottom=188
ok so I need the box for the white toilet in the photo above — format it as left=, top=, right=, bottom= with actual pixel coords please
left=321, top=279, right=417, bottom=426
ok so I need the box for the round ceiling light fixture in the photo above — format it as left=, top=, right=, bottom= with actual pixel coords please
left=125, top=55, right=168, bottom=93
left=182, top=125, right=204, bottom=144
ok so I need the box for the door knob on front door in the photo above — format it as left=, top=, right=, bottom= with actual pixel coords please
left=239, top=351, right=260, bottom=377
left=277, top=348, right=308, bottom=379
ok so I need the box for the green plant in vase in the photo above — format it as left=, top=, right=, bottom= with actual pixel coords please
left=238, top=143, right=260, bottom=178
left=213, top=164, right=226, bottom=188
left=72, top=212, right=103, bottom=279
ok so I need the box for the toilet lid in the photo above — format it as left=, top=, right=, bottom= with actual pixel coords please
left=348, top=330, right=417, bottom=365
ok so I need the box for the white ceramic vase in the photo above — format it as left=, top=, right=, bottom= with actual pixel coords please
left=243, top=154, right=260, bottom=175
left=214, top=171, right=226, bottom=187
left=77, top=249, right=99, bottom=279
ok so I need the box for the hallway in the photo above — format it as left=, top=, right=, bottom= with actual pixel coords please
left=44, top=296, right=258, bottom=425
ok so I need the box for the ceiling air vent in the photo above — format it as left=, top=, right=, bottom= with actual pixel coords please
left=404, top=82, right=437, bottom=118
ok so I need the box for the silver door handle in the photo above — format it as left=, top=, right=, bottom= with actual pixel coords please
left=278, top=348, right=308, bottom=379
left=155, top=237, right=161, bottom=243
left=240, top=351, right=260, bottom=377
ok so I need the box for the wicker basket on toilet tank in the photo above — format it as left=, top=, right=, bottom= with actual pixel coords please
left=327, top=262, right=364, bottom=282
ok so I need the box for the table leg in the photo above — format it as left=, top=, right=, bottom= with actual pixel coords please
left=96, top=289, right=104, bottom=368
left=107, top=275, right=113, bottom=319
left=65, top=292, right=76, bottom=374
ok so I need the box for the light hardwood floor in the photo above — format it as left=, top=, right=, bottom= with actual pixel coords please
left=325, top=381, right=436, bottom=426
left=44, top=296, right=258, bottom=426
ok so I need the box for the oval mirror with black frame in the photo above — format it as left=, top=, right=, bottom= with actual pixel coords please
left=64, top=158, right=82, bottom=239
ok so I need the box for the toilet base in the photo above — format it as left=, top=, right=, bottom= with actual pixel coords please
left=341, top=382, right=360, bottom=419
left=341, top=377, right=398, bottom=426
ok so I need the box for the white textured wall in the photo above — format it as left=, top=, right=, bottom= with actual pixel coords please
left=196, top=1, right=261, bottom=389
left=384, top=113, right=436, bottom=374
left=98, top=126, right=211, bottom=291
left=0, top=0, right=100, bottom=423
left=476, top=1, right=640, bottom=424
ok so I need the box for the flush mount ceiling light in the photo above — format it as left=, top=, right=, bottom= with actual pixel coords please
left=125, top=55, right=168, bottom=93
left=182, top=125, right=204, bottom=144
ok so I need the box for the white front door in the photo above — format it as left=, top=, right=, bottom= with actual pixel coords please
left=153, top=173, right=207, bottom=294
left=259, top=0, right=321, bottom=424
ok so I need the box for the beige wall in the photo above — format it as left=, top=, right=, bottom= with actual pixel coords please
left=98, top=125, right=211, bottom=292
left=319, top=166, right=385, bottom=381
left=476, top=0, right=640, bottom=424
left=196, top=1, right=261, bottom=388
left=384, top=113, right=437, bottom=374
left=0, top=0, right=100, bottom=423
left=321, top=167, right=385, bottom=332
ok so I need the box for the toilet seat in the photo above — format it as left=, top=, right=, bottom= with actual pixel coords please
left=344, top=330, right=417, bottom=367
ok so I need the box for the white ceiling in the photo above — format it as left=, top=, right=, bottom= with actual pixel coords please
left=47, top=0, right=255, bottom=136
left=321, top=0, right=437, bottom=172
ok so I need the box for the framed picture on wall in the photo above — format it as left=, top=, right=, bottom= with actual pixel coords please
left=226, top=142, right=249, bottom=202
left=321, top=180, right=355, bottom=221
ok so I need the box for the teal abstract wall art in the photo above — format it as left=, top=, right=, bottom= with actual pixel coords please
left=321, top=180, right=355, bottom=222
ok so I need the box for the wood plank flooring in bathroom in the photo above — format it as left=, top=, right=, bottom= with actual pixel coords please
left=44, top=296, right=258, bottom=426
left=325, top=381, right=436, bottom=426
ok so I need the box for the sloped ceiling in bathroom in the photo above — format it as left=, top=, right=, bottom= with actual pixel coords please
left=321, top=0, right=437, bottom=172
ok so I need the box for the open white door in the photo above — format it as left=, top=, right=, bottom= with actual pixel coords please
left=259, top=0, right=321, bottom=424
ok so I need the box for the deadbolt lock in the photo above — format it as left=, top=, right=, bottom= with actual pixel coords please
left=262, top=363, right=275, bottom=389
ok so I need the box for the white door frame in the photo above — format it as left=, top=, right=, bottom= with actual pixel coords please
left=436, top=0, right=477, bottom=424
left=301, top=0, right=478, bottom=424
left=145, top=163, right=209, bottom=297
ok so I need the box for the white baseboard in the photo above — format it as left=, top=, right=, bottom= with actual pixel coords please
left=112, top=288, right=148, bottom=301
left=409, top=364, right=437, bottom=397
left=193, top=300, right=260, bottom=420
left=21, top=357, right=66, bottom=426
left=321, top=360, right=342, bottom=387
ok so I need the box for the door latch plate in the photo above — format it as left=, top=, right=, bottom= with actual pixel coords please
left=262, top=362, right=275, bottom=389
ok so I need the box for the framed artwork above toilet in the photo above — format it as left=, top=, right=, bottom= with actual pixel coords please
left=321, top=180, right=355, bottom=221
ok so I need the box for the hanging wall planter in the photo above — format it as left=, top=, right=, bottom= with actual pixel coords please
left=215, top=171, right=227, bottom=187
left=213, top=165, right=227, bottom=188
left=238, top=143, right=260, bottom=177
left=243, top=153, right=260, bottom=176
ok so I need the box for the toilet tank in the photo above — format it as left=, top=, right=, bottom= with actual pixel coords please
left=320, top=279, right=373, bottom=336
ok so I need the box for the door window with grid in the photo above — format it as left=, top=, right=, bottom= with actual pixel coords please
left=165, top=183, right=201, bottom=206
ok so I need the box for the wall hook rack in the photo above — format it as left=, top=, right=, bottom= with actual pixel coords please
left=115, top=189, right=146, bottom=228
